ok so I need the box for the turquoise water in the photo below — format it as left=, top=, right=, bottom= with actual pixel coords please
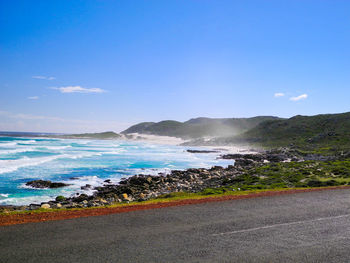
left=0, top=136, right=233, bottom=205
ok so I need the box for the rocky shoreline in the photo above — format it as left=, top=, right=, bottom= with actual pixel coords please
left=0, top=148, right=337, bottom=213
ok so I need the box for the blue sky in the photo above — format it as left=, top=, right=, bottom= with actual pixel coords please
left=1, top=0, right=349, bottom=133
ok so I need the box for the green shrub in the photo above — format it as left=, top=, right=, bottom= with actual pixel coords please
left=201, top=188, right=224, bottom=195
left=307, top=179, right=324, bottom=187
left=55, top=196, right=66, bottom=202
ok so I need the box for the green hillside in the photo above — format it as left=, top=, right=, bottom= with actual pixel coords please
left=122, top=116, right=280, bottom=139
left=213, top=112, right=350, bottom=153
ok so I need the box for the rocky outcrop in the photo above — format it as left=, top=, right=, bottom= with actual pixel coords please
left=45, top=164, right=250, bottom=209
left=187, top=149, right=219, bottom=153
left=25, top=180, right=70, bottom=189
left=220, top=148, right=304, bottom=163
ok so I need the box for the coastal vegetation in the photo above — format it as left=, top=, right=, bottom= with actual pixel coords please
left=222, top=159, right=350, bottom=190
left=202, top=112, right=350, bottom=153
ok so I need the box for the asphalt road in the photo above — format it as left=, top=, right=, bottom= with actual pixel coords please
left=2, top=189, right=350, bottom=263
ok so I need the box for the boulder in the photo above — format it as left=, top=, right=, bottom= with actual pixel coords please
left=73, top=194, right=89, bottom=203
left=26, top=180, right=70, bottom=189
left=40, top=203, right=50, bottom=209
left=29, top=204, right=41, bottom=210
left=81, top=184, right=92, bottom=190
left=187, top=149, right=218, bottom=153
left=234, top=158, right=255, bottom=167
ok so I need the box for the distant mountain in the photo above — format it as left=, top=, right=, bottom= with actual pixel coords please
left=122, top=116, right=281, bottom=139
left=0, top=131, right=122, bottom=140
left=63, top=131, right=122, bottom=139
left=208, top=112, right=350, bottom=152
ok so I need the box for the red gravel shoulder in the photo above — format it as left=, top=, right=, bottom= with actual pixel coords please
left=1, top=186, right=350, bottom=226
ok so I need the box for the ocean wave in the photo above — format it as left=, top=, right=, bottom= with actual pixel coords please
left=0, top=193, right=9, bottom=198
left=0, top=151, right=109, bottom=174
left=17, top=140, right=36, bottom=145
left=0, top=195, right=56, bottom=206
left=0, top=142, right=18, bottom=147
left=0, top=147, right=37, bottom=155
left=0, top=156, right=60, bottom=174
left=66, top=152, right=102, bottom=159
left=0, top=138, right=235, bottom=205
left=40, top=145, right=72, bottom=150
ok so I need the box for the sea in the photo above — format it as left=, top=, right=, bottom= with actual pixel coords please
left=0, top=135, right=233, bottom=206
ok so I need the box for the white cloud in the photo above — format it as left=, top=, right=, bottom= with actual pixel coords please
left=32, top=76, right=55, bottom=80
left=274, top=93, right=285, bottom=98
left=27, top=96, right=39, bottom=100
left=290, top=94, right=308, bottom=101
left=52, top=86, right=106, bottom=94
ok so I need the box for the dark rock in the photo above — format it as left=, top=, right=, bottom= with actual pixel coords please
left=210, top=166, right=223, bottom=171
left=72, top=194, right=89, bottom=203
left=234, top=158, right=255, bottom=167
left=187, top=149, right=218, bottom=153
left=29, top=204, right=41, bottom=210
left=25, top=180, right=70, bottom=189
left=221, top=154, right=264, bottom=161
left=266, top=154, right=287, bottom=163
left=81, top=184, right=92, bottom=190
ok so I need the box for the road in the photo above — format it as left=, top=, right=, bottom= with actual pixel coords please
left=2, top=189, right=350, bottom=262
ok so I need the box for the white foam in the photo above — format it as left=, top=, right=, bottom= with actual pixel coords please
left=0, top=150, right=117, bottom=174
left=0, top=147, right=37, bottom=155
left=68, top=176, right=106, bottom=187
left=65, top=176, right=108, bottom=196
left=0, top=195, right=56, bottom=206
left=66, top=152, right=102, bottom=159
left=0, top=155, right=60, bottom=174
left=17, top=140, right=36, bottom=145
left=42, top=145, right=72, bottom=150
left=116, top=167, right=172, bottom=176
left=0, top=142, right=17, bottom=147
left=0, top=193, right=9, bottom=198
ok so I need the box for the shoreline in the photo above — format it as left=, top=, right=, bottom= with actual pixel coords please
left=1, top=186, right=350, bottom=226
left=2, top=147, right=348, bottom=218
left=0, top=135, right=237, bottom=207
left=1, top=150, right=285, bottom=212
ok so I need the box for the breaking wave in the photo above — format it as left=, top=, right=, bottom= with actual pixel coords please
left=0, top=136, right=234, bottom=205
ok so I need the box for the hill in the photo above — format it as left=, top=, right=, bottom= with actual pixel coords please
left=122, top=116, right=281, bottom=139
left=63, top=131, right=122, bottom=139
left=209, top=112, right=350, bottom=153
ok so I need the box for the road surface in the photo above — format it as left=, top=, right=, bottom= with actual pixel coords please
left=2, top=189, right=350, bottom=262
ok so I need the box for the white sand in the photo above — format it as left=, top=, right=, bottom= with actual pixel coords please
left=123, top=133, right=186, bottom=145
left=123, top=133, right=259, bottom=154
